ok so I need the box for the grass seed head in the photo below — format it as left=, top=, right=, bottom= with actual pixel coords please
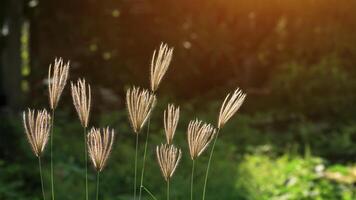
left=150, top=43, right=174, bottom=92
left=23, top=109, right=51, bottom=157
left=164, top=104, right=180, bottom=144
left=187, top=119, right=216, bottom=160
left=126, top=86, right=157, bottom=134
left=48, top=58, right=70, bottom=110
left=156, top=144, right=182, bottom=181
left=71, top=78, right=91, bottom=128
left=87, top=127, right=115, bottom=172
left=218, top=88, right=246, bottom=129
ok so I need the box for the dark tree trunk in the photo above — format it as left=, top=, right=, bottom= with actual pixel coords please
left=0, top=0, right=24, bottom=112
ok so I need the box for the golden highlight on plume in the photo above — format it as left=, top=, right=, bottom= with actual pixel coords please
left=150, top=43, right=174, bottom=92
left=23, top=109, right=51, bottom=157
left=48, top=58, right=70, bottom=110
left=187, top=119, right=216, bottom=160
left=126, top=86, right=157, bottom=133
left=71, top=78, right=91, bottom=128
left=164, top=104, right=180, bottom=144
left=156, top=144, right=182, bottom=181
left=218, top=88, right=246, bottom=129
left=87, top=127, right=115, bottom=172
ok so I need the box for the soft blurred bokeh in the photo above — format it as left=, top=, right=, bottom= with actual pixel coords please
left=1, top=0, right=356, bottom=199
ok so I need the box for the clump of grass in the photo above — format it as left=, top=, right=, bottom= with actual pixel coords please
left=21, top=42, right=246, bottom=200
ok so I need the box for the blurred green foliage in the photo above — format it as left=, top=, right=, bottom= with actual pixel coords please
left=236, top=151, right=355, bottom=200
left=1, top=0, right=356, bottom=199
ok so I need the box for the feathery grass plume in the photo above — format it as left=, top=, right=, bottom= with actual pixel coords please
left=156, top=144, right=181, bottom=200
left=150, top=43, right=174, bottom=92
left=164, top=104, right=180, bottom=144
left=187, top=119, right=216, bottom=160
left=71, top=78, right=91, bottom=200
left=87, top=127, right=115, bottom=200
left=71, top=78, right=91, bottom=128
left=126, top=86, right=156, bottom=200
left=23, top=109, right=51, bottom=200
left=48, top=58, right=70, bottom=110
left=218, top=88, right=246, bottom=129
left=87, top=127, right=115, bottom=172
left=202, top=88, right=246, bottom=200
left=126, top=86, right=157, bottom=133
left=23, top=109, right=51, bottom=157
left=48, top=58, right=69, bottom=200
left=156, top=144, right=182, bottom=181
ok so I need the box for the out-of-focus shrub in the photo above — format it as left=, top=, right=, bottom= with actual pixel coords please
left=236, top=151, right=356, bottom=200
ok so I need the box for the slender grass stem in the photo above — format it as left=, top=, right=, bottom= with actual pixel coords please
left=139, top=118, right=151, bottom=200
left=50, top=110, right=55, bottom=200
left=38, top=156, right=46, bottom=200
left=134, top=133, right=139, bottom=200
left=191, top=160, right=196, bottom=200
left=167, top=179, right=170, bottom=200
left=202, top=128, right=220, bottom=200
left=84, top=127, right=88, bottom=200
left=96, top=172, right=100, bottom=200
left=142, top=186, right=158, bottom=200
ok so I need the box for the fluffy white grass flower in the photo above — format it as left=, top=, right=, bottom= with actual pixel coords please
left=164, top=104, right=180, bottom=144
left=150, top=43, right=174, bottom=92
left=71, top=79, right=91, bottom=128
left=126, top=86, right=157, bottom=134
left=23, top=109, right=51, bottom=157
left=48, top=58, right=70, bottom=110
left=156, top=144, right=182, bottom=181
left=187, top=119, right=216, bottom=160
left=87, top=127, right=115, bottom=172
left=218, top=88, right=246, bottom=129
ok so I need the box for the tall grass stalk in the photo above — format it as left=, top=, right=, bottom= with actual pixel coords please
left=142, top=186, right=158, bottom=200
left=202, top=128, right=220, bottom=200
left=38, top=156, right=46, bottom=200
left=139, top=118, right=151, bottom=200
left=84, top=127, right=88, bottom=200
left=96, top=172, right=100, bottom=200
left=50, top=110, right=55, bottom=200
left=134, top=133, right=139, bottom=199
left=190, top=160, right=196, bottom=200
left=167, top=179, right=170, bottom=200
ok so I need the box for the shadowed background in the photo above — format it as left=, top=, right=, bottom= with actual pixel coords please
left=1, top=0, right=356, bottom=199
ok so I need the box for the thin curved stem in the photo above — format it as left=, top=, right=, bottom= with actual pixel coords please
left=38, top=156, right=46, bottom=200
left=139, top=118, right=151, bottom=200
left=191, top=160, right=196, bottom=200
left=50, top=110, right=55, bottom=200
left=142, top=186, right=158, bottom=200
left=167, top=179, right=170, bottom=200
left=96, top=172, right=100, bottom=200
left=84, top=127, right=88, bottom=200
left=134, top=133, right=139, bottom=200
left=202, top=128, right=220, bottom=200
